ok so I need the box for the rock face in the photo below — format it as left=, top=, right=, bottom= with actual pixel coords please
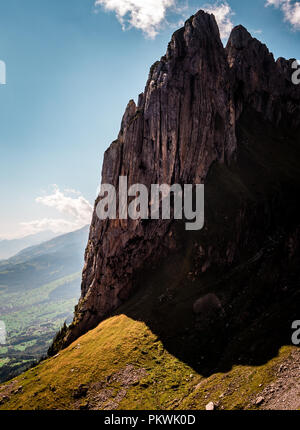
left=64, top=10, right=300, bottom=354
left=226, top=25, right=300, bottom=127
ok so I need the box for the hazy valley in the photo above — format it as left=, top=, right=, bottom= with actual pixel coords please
left=0, top=226, right=89, bottom=382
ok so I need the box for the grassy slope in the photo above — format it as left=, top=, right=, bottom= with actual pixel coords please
left=0, top=314, right=296, bottom=410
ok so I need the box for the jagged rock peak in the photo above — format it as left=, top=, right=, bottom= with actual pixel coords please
left=166, top=10, right=222, bottom=60
left=226, top=23, right=300, bottom=125
left=226, top=25, right=253, bottom=50
left=226, top=25, right=275, bottom=68
left=183, top=9, right=221, bottom=42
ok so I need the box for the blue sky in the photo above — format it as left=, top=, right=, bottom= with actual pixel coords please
left=0, top=0, right=299, bottom=239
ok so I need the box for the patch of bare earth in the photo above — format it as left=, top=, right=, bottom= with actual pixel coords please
left=253, top=349, right=300, bottom=410
left=0, top=380, right=23, bottom=406
left=73, top=365, right=147, bottom=410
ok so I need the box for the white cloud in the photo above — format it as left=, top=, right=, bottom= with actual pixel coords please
left=266, top=0, right=300, bottom=30
left=20, top=218, right=87, bottom=235
left=94, top=0, right=176, bottom=38
left=202, top=1, right=235, bottom=40
left=20, top=187, right=93, bottom=236
left=36, top=186, right=92, bottom=224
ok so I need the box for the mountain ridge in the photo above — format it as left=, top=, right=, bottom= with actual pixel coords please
left=0, top=231, right=57, bottom=261
left=63, top=11, right=300, bottom=352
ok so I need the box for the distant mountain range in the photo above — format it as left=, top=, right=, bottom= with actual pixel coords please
left=0, top=226, right=89, bottom=382
left=0, top=226, right=89, bottom=291
left=0, top=231, right=57, bottom=260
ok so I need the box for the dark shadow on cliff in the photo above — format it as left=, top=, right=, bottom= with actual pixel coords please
left=109, top=109, right=300, bottom=377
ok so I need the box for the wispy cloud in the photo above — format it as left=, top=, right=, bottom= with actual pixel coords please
left=94, top=0, right=235, bottom=40
left=95, top=0, right=176, bottom=38
left=20, top=218, right=87, bottom=235
left=202, top=1, right=235, bottom=40
left=36, top=185, right=92, bottom=223
left=20, top=186, right=93, bottom=236
left=266, top=0, right=300, bottom=30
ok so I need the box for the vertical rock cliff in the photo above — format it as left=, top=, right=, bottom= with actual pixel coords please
left=63, top=10, right=300, bottom=368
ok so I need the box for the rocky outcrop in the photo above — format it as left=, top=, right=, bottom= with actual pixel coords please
left=64, top=10, right=300, bottom=348
left=226, top=25, right=300, bottom=127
